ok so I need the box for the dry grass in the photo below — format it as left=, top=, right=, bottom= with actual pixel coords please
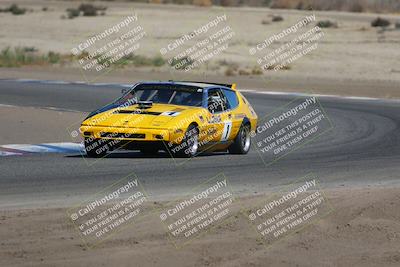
left=270, top=0, right=399, bottom=13
left=0, top=46, right=169, bottom=69
left=147, top=0, right=400, bottom=12
left=0, top=47, right=65, bottom=67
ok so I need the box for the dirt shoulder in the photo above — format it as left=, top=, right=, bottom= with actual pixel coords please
left=1, top=186, right=399, bottom=267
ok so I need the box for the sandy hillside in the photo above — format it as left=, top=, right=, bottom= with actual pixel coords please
left=1, top=186, right=400, bottom=267
left=0, top=0, right=399, bottom=85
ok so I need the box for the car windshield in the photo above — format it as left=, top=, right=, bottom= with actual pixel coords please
left=119, top=84, right=203, bottom=107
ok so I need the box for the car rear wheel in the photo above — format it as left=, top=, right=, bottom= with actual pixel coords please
left=172, top=124, right=199, bottom=158
left=84, top=137, right=108, bottom=158
left=228, top=123, right=251, bottom=154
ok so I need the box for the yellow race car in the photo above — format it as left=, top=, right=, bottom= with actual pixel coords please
left=80, top=81, right=258, bottom=158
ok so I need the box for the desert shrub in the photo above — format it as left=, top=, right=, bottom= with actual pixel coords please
left=0, top=4, right=26, bottom=15
left=251, top=67, right=263, bottom=75
left=63, top=4, right=107, bottom=18
left=132, top=55, right=153, bottom=66
left=238, top=69, right=250, bottom=75
left=47, top=52, right=61, bottom=64
left=23, top=47, right=38, bottom=52
left=279, top=64, right=291, bottom=70
left=371, top=17, right=390, bottom=27
left=66, top=8, right=80, bottom=19
left=169, top=56, right=193, bottom=70
left=264, top=63, right=291, bottom=71
left=0, top=47, right=62, bottom=67
left=108, top=54, right=166, bottom=67
left=151, top=56, right=166, bottom=66
left=267, top=0, right=399, bottom=13
left=78, top=4, right=98, bottom=16
left=271, top=15, right=283, bottom=22
left=0, top=47, right=15, bottom=67
left=42, top=7, right=48, bottom=12
left=78, top=51, right=89, bottom=59
left=316, top=20, right=338, bottom=28
left=396, top=22, right=400, bottom=29
left=10, top=4, right=26, bottom=15
left=261, top=19, right=270, bottom=25
left=224, top=67, right=236, bottom=76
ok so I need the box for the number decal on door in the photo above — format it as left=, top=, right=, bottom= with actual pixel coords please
left=221, top=121, right=232, bottom=141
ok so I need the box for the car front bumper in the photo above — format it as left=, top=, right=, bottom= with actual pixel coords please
left=79, top=125, right=175, bottom=143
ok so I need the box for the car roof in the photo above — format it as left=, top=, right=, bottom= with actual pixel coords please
left=174, top=82, right=222, bottom=88
left=139, top=81, right=233, bottom=90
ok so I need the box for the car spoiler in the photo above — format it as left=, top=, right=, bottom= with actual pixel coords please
left=173, top=81, right=237, bottom=90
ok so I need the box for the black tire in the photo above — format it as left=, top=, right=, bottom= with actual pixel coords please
left=140, top=147, right=159, bottom=156
left=228, top=123, right=251, bottom=154
left=84, top=137, right=108, bottom=158
left=172, top=124, right=199, bottom=158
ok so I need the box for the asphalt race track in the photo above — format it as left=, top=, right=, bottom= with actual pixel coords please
left=1, top=80, right=399, bottom=208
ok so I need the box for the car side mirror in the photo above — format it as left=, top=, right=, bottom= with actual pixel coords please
left=121, top=88, right=127, bottom=95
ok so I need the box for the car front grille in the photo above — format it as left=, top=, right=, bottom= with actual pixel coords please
left=100, top=132, right=145, bottom=139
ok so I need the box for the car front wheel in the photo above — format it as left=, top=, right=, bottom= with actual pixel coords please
left=172, top=124, right=199, bottom=158
left=228, top=123, right=251, bottom=154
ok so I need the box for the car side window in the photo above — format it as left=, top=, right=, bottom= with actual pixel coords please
left=207, top=88, right=228, bottom=113
left=222, top=89, right=239, bottom=110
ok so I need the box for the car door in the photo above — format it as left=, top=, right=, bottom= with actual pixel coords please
left=221, top=88, right=243, bottom=141
left=205, top=88, right=231, bottom=144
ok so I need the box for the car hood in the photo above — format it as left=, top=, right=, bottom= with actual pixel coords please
left=82, top=103, right=203, bottom=129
